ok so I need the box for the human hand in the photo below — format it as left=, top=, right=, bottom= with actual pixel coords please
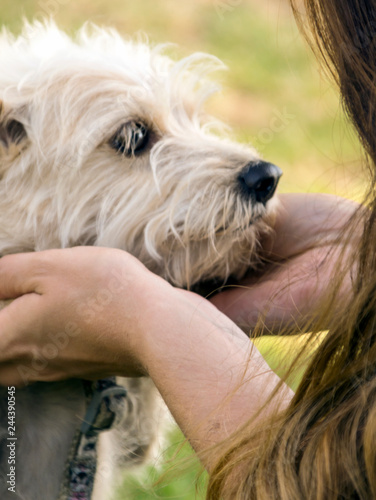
left=0, top=247, right=287, bottom=455
left=210, top=193, right=361, bottom=332
left=0, top=193, right=361, bottom=386
left=0, top=247, right=176, bottom=385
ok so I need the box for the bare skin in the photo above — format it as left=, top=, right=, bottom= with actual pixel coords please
left=211, top=193, right=359, bottom=330
left=0, top=193, right=360, bottom=465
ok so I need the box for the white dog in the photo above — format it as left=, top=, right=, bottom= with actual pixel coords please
left=0, top=22, right=281, bottom=500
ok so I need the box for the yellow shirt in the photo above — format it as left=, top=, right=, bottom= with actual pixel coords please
left=252, top=332, right=327, bottom=392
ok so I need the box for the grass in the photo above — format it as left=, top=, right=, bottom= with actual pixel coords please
left=114, top=427, right=208, bottom=500
left=0, top=1, right=368, bottom=498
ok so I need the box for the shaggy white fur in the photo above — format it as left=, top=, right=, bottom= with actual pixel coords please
left=0, top=21, right=281, bottom=500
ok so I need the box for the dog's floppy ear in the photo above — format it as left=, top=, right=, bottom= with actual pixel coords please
left=0, top=100, right=28, bottom=158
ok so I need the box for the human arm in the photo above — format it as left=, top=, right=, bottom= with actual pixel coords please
left=0, top=192, right=360, bottom=464
left=0, top=247, right=292, bottom=465
left=210, top=192, right=360, bottom=331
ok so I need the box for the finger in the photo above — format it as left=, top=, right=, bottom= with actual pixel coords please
left=210, top=248, right=335, bottom=332
left=0, top=293, right=43, bottom=357
left=0, top=252, right=45, bottom=299
left=210, top=278, right=295, bottom=332
left=0, top=363, right=34, bottom=387
left=0, top=293, right=56, bottom=386
left=0, top=362, right=63, bottom=387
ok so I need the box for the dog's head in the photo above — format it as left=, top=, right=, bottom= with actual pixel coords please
left=0, top=22, right=282, bottom=288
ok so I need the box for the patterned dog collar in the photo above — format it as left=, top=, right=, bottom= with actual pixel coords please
left=58, top=378, right=127, bottom=500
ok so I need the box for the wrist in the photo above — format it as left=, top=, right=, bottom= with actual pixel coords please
left=113, top=261, right=176, bottom=376
left=135, top=284, right=247, bottom=377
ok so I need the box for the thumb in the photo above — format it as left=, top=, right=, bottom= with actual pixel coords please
left=0, top=253, right=43, bottom=300
left=0, top=363, right=36, bottom=387
left=0, top=293, right=42, bottom=360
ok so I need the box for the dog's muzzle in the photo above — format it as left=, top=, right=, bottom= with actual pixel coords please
left=238, top=160, right=282, bottom=205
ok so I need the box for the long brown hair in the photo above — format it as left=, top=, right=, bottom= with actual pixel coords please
left=207, top=1, right=376, bottom=498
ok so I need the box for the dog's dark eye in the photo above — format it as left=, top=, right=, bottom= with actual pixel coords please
left=110, top=121, right=149, bottom=157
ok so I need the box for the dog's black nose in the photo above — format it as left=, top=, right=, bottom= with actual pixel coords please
left=238, top=161, right=282, bottom=205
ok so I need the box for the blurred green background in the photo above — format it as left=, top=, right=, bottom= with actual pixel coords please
left=0, top=0, right=366, bottom=498
left=0, top=0, right=366, bottom=199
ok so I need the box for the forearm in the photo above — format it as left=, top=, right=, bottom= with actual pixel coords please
left=132, top=287, right=293, bottom=463
left=0, top=248, right=293, bottom=469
